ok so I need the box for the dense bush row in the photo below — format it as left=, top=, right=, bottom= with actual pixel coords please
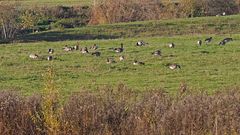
left=90, top=0, right=240, bottom=24
left=0, top=85, right=240, bottom=134
left=0, top=0, right=240, bottom=42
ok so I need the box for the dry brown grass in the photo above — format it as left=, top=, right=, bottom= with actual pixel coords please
left=0, top=86, right=240, bottom=134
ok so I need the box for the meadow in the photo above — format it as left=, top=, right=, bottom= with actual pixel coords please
left=1, top=14, right=240, bottom=97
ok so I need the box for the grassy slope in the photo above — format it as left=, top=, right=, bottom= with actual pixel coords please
left=1, top=15, right=240, bottom=96
left=20, top=15, right=240, bottom=42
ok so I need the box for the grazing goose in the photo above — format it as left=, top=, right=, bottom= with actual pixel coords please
left=63, top=46, right=73, bottom=52
left=119, top=56, right=125, bottom=61
left=114, top=43, right=124, bottom=53
left=197, top=40, right=202, bottom=46
left=136, top=41, right=147, bottom=46
left=47, top=56, right=53, bottom=61
left=81, top=47, right=89, bottom=54
left=29, top=54, right=39, bottom=59
left=106, top=58, right=116, bottom=64
left=223, top=38, right=233, bottom=43
left=167, top=63, right=181, bottom=70
left=168, top=43, right=175, bottom=48
left=48, top=48, right=54, bottom=54
left=219, top=40, right=226, bottom=46
left=152, top=50, right=161, bottom=56
left=91, top=51, right=101, bottom=57
left=133, top=60, right=145, bottom=65
left=90, top=44, right=98, bottom=50
left=205, top=37, right=212, bottom=44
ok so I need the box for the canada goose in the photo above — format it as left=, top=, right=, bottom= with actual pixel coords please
left=48, top=48, right=54, bottom=54
left=63, top=46, right=73, bottom=52
left=119, top=56, right=125, bottom=61
left=90, top=44, right=98, bottom=50
left=223, top=38, right=233, bottom=43
left=133, top=60, right=145, bottom=65
left=219, top=40, right=226, bottom=46
left=29, top=54, right=39, bottom=59
left=152, top=50, right=161, bottom=56
left=197, top=40, right=202, bottom=46
left=47, top=56, right=53, bottom=61
left=168, top=43, right=175, bottom=48
left=136, top=41, right=147, bottom=46
left=91, top=51, right=101, bottom=57
left=106, top=58, right=116, bottom=64
left=167, top=63, right=181, bottom=70
left=73, top=45, right=79, bottom=50
left=205, top=37, right=212, bottom=44
left=81, top=47, right=89, bottom=54
left=114, top=43, right=124, bottom=53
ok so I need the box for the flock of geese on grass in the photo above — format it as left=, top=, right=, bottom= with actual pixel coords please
left=29, top=37, right=233, bottom=70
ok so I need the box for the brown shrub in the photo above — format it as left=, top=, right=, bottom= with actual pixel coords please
left=0, top=86, right=239, bottom=134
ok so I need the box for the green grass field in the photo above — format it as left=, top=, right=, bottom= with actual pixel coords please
left=1, top=15, right=240, bottom=96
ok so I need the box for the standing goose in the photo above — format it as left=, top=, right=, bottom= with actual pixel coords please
left=197, top=40, right=202, bottom=46
left=114, top=43, right=124, bottom=53
left=152, top=50, right=161, bottom=56
left=205, top=37, right=212, bottom=44
left=48, top=48, right=54, bottom=54
left=73, top=45, right=79, bottom=50
left=167, top=63, right=181, bottom=70
left=168, top=43, right=175, bottom=48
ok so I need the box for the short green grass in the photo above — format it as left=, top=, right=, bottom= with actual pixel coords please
left=1, top=35, right=240, bottom=96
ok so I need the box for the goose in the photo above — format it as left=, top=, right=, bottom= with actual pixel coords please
left=205, top=37, right=212, bottom=44
left=133, top=60, right=145, bottom=65
left=91, top=51, right=101, bottom=57
left=73, top=45, right=79, bottom=50
left=106, top=58, right=116, bottom=64
left=29, top=54, right=39, bottom=59
left=223, top=38, right=233, bottom=43
left=119, top=56, right=125, bottom=61
left=90, top=44, right=98, bottom=50
left=152, top=50, right=161, bottom=56
left=197, top=40, right=202, bottom=46
left=47, top=56, right=53, bottom=61
left=167, top=63, right=181, bottom=70
left=48, top=48, right=54, bottom=54
left=114, top=43, right=124, bottom=53
left=81, top=47, right=89, bottom=54
left=168, top=43, right=175, bottom=48
left=219, top=40, right=226, bottom=46
left=63, top=46, right=73, bottom=52
left=136, top=41, right=147, bottom=46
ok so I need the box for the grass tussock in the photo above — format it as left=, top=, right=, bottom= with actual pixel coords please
left=0, top=86, right=240, bottom=134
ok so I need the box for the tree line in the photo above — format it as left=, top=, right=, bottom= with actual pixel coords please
left=0, top=0, right=239, bottom=42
